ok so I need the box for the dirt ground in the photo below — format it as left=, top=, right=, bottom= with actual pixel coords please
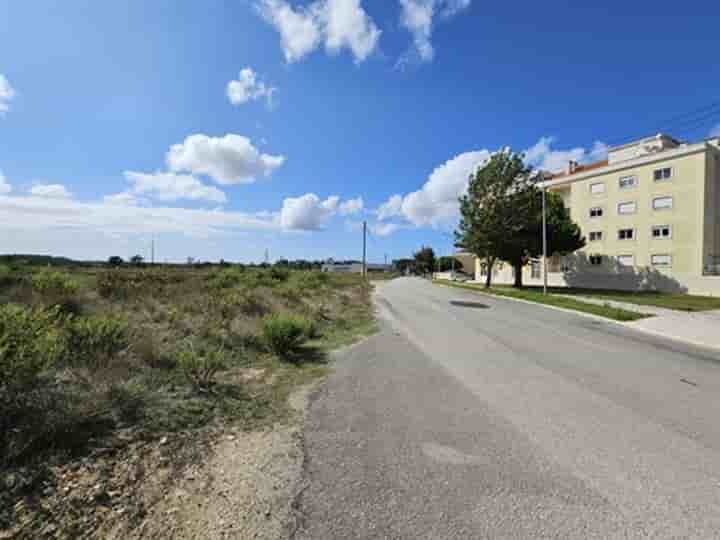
left=3, top=385, right=314, bottom=540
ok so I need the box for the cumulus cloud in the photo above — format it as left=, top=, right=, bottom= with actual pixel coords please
left=227, top=68, right=276, bottom=107
left=376, top=194, right=403, bottom=220
left=123, top=171, right=227, bottom=203
left=376, top=136, right=610, bottom=229
left=524, top=137, right=609, bottom=173
left=709, top=124, right=720, bottom=138
left=397, top=0, right=471, bottom=66
left=377, top=150, right=489, bottom=227
left=0, top=75, right=15, bottom=116
left=371, top=222, right=402, bottom=236
left=257, top=0, right=381, bottom=63
left=280, top=193, right=342, bottom=230
left=29, top=183, right=72, bottom=199
left=0, top=170, right=11, bottom=194
left=166, top=134, right=286, bottom=185
left=338, top=196, right=363, bottom=215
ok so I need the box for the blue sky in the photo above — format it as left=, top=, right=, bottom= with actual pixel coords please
left=1, top=0, right=719, bottom=263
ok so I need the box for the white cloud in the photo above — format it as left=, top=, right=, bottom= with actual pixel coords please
left=227, top=68, right=276, bottom=107
left=397, top=0, right=471, bottom=66
left=280, top=193, right=342, bottom=230
left=0, top=75, right=15, bottom=116
left=709, top=124, right=720, bottom=138
left=103, top=191, right=143, bottom=206
left=166, top=134, right=286, bottom=185
left=376, top=136, right=609, bottom=229
left=0, top=170, right=11, bottom=194
left=29, top=183, right=72, bottom=199
left=371, top=222, right=401, bottom=236
left=378, top=150, right=489, bottom=227
left=376, top=194, right=403, bottom=220
left=0, top=193, right=279, bottom=239
left=257, top=0, right=381, bottom=63
left=338, top=196, right=363, bottom=215
left=123, top=171, right=228, bottom=203
left=524, top=137, right=609, bottom=173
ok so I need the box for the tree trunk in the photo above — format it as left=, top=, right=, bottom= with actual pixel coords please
left=513, top=260, right=523, bottom=288
left=484, top=257, right=494, bottom=289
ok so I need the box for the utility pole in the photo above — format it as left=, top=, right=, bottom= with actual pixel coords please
left=151, top=236, right=155, bottom=265
left=362, top=221, right=367, bottom=279
left=542, top=185, right=548, bottom=295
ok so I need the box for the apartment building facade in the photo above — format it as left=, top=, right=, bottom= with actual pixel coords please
left=476, top=134, right=720, bottom=295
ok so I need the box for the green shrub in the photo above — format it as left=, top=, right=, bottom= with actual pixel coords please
left=66, top=315, right=129, bottom=369
left=261, top=314, right=313, bottom=359
left=0, top=304, right=67, bottom=391
left=0, top=264, right=18, bottom=288
left=295, top=271, right=329, bottom=290
left=208, top=268, right=245, bottom=290
left=176, top=343, right=228, bottom=390
left=269, top=267, right=290, bottom=282
left=29, top=271, right=80, bottom=311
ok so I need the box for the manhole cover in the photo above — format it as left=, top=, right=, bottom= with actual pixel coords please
left=450, top=300, right=489, bottom=309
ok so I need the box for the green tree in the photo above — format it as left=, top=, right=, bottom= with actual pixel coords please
left=130, top=254, right=144, bottom=266
left=456, top=150, right=584, bottom=288
left=413, top=246, right=436, bottom=276
left=456, top=151, right=532, bottom=287
left=108, top=256, right=124, bottom=266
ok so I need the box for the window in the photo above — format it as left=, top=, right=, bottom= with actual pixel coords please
left=651, top=254, right=672, bottom=267
left=589, top=231, right=603, bottom=241
left=617, top=255, right=635, bottom=267
left=618, top=201, right=637, bottom=214
left=654, top=167, right=672, bottom=182
left=653, top=196, right=673, bottom=210
left=590, top=182, right=605, bottom=195
left=618, top=228, right=635, bottom=240
left=589, top=207, right=603, bottom=218
left=589, top=255, right=603, bottom=266
left=619, top=175, right=638, bottom=189
left=652, top=225, right=672, bottom=239
left=530, top=261, right=541, bottom=279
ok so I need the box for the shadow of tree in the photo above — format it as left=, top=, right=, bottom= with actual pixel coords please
left=560, top=252, right=687, bottom=293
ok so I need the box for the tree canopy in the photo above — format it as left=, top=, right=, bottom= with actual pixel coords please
left=413, top=246, right=436, bottom=276
left=455, top=150, right=584, bottom=287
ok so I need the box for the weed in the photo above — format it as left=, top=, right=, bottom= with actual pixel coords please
left=176, top=342, right=228, bottom=390
left=65, top=315, right=130, bottom=369
left=261, top=314, right=313, bottom=360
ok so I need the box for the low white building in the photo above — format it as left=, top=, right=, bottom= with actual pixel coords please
left=321, top=262, right=393, bottom=273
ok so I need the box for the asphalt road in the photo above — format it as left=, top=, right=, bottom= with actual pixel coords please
left=294, top=278, right=720, bottom=539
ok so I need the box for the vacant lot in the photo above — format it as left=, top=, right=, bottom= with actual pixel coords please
left=0, top=263, right=375, bottom=538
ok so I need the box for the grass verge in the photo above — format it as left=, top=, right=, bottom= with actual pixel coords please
left=434, top=280, right=651, bottom=322
left=524, top=286, right=720, bottom=312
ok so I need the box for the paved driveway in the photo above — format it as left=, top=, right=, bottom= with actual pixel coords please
left=294, top=278, right=720, bottom=539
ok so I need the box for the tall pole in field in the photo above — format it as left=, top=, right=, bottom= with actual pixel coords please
left=542, top=185, right=548, bottom=295
left=362, top=220, right=367, bottom=279
left=151, top=236, right=155, bottom=265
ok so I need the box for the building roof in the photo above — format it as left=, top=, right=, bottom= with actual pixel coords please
left=546, top=159, right=608, bottom=180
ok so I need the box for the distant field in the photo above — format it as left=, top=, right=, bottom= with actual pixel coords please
left=0, top=263, right=376, bottom=534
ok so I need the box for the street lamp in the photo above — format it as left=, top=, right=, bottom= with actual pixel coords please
left=542, top=183, right=548, bottom=295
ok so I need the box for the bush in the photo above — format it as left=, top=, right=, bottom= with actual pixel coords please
left=0, top=305, right=67, bottom=391
left=294, top=271, right=329, bottom=290
left=29, top=271, right=80, bottom=311
left=269, top=267, right=290, bottom=282
left=176, top=343, right=228, bottom=390
left=208, top=268, right=245, bottom=290
left=261, top=314, right=313, bottom=359
left=66, top=315, right=129, bottom=369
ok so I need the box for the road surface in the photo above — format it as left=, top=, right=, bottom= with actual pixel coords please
left=294, top=278, right=720, bottom=539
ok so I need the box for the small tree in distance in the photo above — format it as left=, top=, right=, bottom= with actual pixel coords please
left=413, top=246, right=436, bottom=277
left=108, top=256, right=124, bottom=266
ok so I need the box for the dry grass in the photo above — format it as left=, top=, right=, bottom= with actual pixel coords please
left=0, top=264, right=376, bottom=534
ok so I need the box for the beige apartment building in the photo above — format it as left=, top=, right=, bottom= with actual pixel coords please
left=476, top=134, right=720, bottom=295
